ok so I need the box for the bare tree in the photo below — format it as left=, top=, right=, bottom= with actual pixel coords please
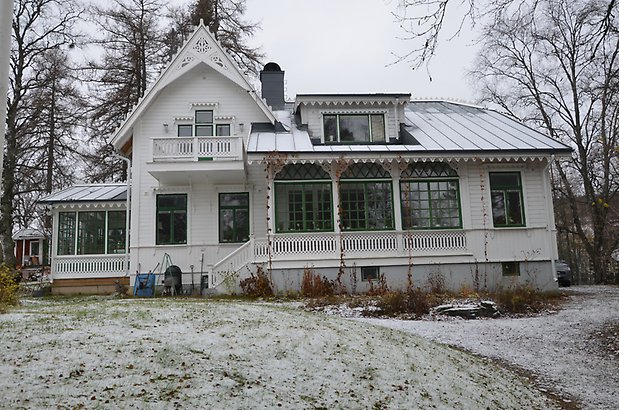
left=165, top=0, right=263, bottom=76
left=84, top=0, right=167, bottom=182
left=1, top=0, right=82, bottom=265
left=473, top=0, right=619, bottom=283
left=393, top=0, right=617, bottom=69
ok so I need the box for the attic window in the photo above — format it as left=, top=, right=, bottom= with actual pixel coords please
left=323, top=114, right=385, bottom=143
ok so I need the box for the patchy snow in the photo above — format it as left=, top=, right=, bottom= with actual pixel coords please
left=0, top=297, right=558, bottom=409
left=358, top=286, right=619, bottom=410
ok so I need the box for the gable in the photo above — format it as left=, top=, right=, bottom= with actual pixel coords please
left=111, top=23, right=276, bottom=151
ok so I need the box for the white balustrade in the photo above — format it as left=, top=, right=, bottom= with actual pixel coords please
left=402, top=230, right=467, bottom=252
left=342, top=232, right=399, bottom=253
left=152, top=136, right=242, bottom=161
left=53, top=255, right=127, bottom=278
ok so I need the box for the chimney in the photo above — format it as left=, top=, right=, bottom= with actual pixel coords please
left=260, top=62, right=285, bottom=110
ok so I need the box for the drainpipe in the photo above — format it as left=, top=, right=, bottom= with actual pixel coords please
left=543, top=155, right=557, bottom=282
left=113, top=153, right=132, bottom=277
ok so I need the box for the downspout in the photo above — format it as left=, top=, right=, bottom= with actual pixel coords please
left=113, top=153, right=132, bottom=277
left=543, top=155, right=557, bottom=282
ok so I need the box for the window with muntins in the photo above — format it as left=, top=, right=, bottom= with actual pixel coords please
left=58, top=212, right=76, bottom=255
left=219, top=193, right=250, bottom=243
left=156, top=194, right=187, bottom=245
left=274, top=164, right=334, bottom=233
left=323, top=114, right=385, bottom=143
left=177, top=110, right=230, bottom=137
left=340, top=163, right=394, bottom=231
left=489, top=172, right=525, bottom=227
left=77, top=211, right=106, bottom=255
left=400, top=163, right=462, bottom=229
left=107, top=210, right=127, bottom=254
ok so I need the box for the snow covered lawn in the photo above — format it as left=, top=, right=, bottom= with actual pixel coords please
left=0, top=297, right=558, bottom=409
left=359, top=286, right=619, bottom=410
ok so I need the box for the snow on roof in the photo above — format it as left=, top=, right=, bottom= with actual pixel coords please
left=247, top=100, right=572, bottom=156
left=12, top=228, right=46, bottom=240
left=39, top=184, right=127, bottom=204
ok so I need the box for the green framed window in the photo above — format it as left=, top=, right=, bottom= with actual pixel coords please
left=195, top=110, right=214, bottom=136
left=219, top=193, right=249, bottom=243
left=156, top=194, right=187, bottom=245
left=401, top=180, right=462, bottom=229
left=489, top=172, right=525, bottom=227
left=275, top=182, right=333, bottom=232
left=178, top=124, right=193, bottom=137
left=340, top=182, right=394, bottom=230
left=107, top=210, right=127, bottom=254
left=77, top=211, right=106, bottom=255
left=57, top=212, right=76, bottom=255
left=323, top=114, right=385, bottom=143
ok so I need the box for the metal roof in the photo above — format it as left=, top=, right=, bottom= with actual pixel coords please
left=247, top=100, right=572, bottom=156
left=39, top=184, right=127, bottom=204
left=13, top=228, right=46, bottom=240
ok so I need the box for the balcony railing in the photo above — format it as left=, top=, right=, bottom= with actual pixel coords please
left=152, top=136, right=243, bottom=161
left=53, top=254, right=127, bottom=279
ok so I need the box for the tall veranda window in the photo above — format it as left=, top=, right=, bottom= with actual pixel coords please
left=156, top=194, right=187, bottom=245
left=489, top=172, right=525, bottom=227
left=340, top=163, right=394, bottom=230
left=107, top=211, right=127, bottom=254
left=57, top=212, right=76, bottom=255
left=323, top=114, right=385, bottom=143
left=77, top=211, right=106, bottom=254
left=274, top=164, right=333, bottom=232
left=219, top=193, right=250, bottom=243
left=56, top=210, right=127, bottom=255
left=400, top=163, right=462, bottom=229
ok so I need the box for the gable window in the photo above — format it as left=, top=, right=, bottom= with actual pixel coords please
left=400, top=163, right=462, bottom=229
left=489, top=172, right=525, bottom=227
left=340, top=163, right=394, bottom=231
left=323, top=114, right=385, bottom=143
left=219, top=193, right=250, bottom=243
left=275, top=164, right=333, bottom=232
left=176, top=110, right=230, bottom=137
left=156, top=194, right=187, bottom=245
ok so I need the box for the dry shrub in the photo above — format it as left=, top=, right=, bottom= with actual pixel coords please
left=426, top=271, right=446, bottom=294
left=301, top=267, right=334, bottom=297
left=374, top=287, right=430, bottom=318
left=492, top=284, right=562, bottom=314
left=239, top=265, right=273, bottom=298
left=366, top=274, right=389, bottom=296
left=0, top=264, right=19, bottom=313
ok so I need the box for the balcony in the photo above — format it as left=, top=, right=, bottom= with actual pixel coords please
left=148, top=136, right=245, bottom=184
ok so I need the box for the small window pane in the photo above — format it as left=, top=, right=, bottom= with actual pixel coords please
left=178, top=125, right=193, bottom=137
left=323, top=115, right=337, bottom=142
left=361, top=267, right=379, bottom=282
left=195, top=110, right=213, bottom=124
left=339, top=115, right=370, bottom=142
left=58, top=212, right=76, bottom=255
left=196, top=125, right=213, bottom=136
left=371, top=115, right=385, bottom=142
left=216, top=124, right=230, bottom=136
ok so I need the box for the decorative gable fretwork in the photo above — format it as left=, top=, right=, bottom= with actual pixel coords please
left=193, top=36, right=213, bottom=54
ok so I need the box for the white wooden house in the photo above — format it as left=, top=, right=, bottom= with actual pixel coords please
left=41, top=23, right=571, bottom=295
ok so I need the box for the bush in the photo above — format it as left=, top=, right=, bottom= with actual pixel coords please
left=300, top=267, right=334, bottom=298
left=492, top=284, right=561, bottom=314
left=239, top=266, right=273, bottom=298
left=0, top=264, right=19, bottom=313
left=374, top=287, right=430, bottom=318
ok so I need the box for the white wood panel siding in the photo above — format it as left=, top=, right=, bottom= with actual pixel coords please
left=299, top=102, right=401, bottom=142
left=522, top=165, right=548, bottom=227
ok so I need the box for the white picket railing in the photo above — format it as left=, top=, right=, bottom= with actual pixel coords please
left=152, top=136, right=243, bottom=161
left=53, top=255, right=127, bottom=278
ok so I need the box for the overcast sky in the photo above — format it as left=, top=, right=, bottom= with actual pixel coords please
left=241, top=0, right=480, bottom=101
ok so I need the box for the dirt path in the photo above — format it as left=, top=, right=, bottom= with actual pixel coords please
left=361, top=286, right=619, bottom=410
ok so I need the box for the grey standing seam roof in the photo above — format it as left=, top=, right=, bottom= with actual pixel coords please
left=40, top=184, right=127, bottom=204
left=247, top=100, right=572, bottom=154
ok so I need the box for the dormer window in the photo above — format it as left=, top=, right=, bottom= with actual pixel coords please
left=177, top=110, right=231, bottom=137
left=323, top=114, right=385, bottom=143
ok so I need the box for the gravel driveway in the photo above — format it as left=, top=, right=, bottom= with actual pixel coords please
left=360, top=286, right=619, bottom=410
